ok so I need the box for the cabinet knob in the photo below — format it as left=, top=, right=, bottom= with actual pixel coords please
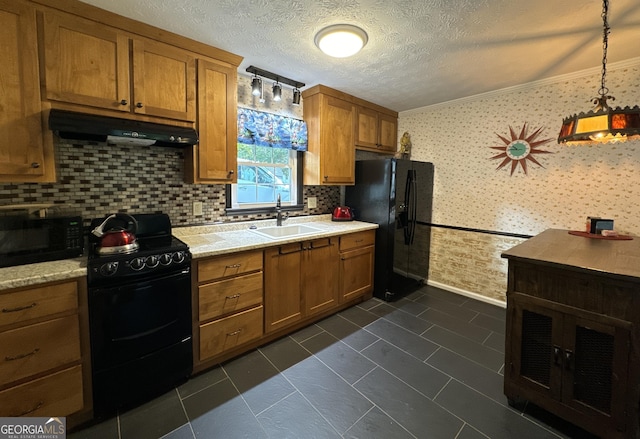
left=324, top=175, right=328, bottom=180
left=31, top=162, right=40, bottom=168
left=136, top=102, right=144, bottom=108
left=120, top=99, right=128, bottom=106
left=228, top=170, right=235, bottom=175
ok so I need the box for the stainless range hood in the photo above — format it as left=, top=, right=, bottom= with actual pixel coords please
left=49, top=109, right=198, bottom=147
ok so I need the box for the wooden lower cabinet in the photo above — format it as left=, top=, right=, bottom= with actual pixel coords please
left=193, top=229, right=375, bottom=371
left=339, top=230, right=375, bottom=301
left=194, top=250, right=264, bottom=368
left=264, top=237, right=339, bottom=333
left=0, top=365, right=83, bottom=417
left=0, top=278, right=90, bottom=424
left=200, top=306, right=263, bottom=361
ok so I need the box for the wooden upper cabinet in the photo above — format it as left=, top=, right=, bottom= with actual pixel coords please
left=355, top=105, right=397, bottom=153
left=42, top=11, right=196, bottom=122
left=131, top=39, right=196, bottom=121
left=186, top=59, right=237, bottom=183
left=42, top=12, right=131, bottom=112
left=0, top=0, right=54, bottom=182
left=303, top=88, right=356, bottom=186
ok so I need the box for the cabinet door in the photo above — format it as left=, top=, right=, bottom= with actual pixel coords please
left=303, top=238, right=339, bottom=316
left=42, top=12, right=130, bottom=111
left=355, top=106, right=378, bottom=149
left=132, top=39, right=196, bottom=121
left=339, top=245, right=374, bottom=302
left=378, top=113, right=398, bottom=152
left=264, top=244, right=303, bottom=333
left=561, top=315, right=629, bottom=431
left=507, top=296, right=564, bottom=401
left=187, top=59, right=237, bottom=183
left=320, top=96, right=355, bottom=185
left=0, top=1, right=46, bottom=179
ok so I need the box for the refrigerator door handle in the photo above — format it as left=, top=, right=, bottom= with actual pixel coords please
left=408, top=170, right=417, bottom=245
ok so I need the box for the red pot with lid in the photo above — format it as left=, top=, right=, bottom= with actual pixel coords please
left=91, top=213, right=139, bottom=255
left=332, top=206, right=354, bottom=221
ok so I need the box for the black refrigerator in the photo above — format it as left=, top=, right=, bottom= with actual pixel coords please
left=345, top=158, right=434, bottom=301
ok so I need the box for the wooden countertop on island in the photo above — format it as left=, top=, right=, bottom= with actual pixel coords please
left=501, top=228, right=640, bottom=282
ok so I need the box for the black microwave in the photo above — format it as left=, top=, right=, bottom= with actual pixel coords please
left=0, top=215, right=84, bottom=268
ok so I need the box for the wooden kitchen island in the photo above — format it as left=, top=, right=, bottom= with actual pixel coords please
left=502, top=229, right=640, bottom=439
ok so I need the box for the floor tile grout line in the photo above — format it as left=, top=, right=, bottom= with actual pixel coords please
left=171, top=388, right=194, bottom=439
left=256, top=340, right=344, bottom=437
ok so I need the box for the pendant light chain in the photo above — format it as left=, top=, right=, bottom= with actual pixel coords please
left=598, top=0, right=610, bottom=98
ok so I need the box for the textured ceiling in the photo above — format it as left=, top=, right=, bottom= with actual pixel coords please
left=78, top=0, right=640, bottom=112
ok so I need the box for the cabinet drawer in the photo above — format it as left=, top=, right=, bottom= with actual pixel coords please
left=0, top=315, right=81, bottom=388
left=0, top=365, right=83, bottom=417
left=340, top=230, right=375, bottom=251
left=198, top=251, right=263, bottom=282
left=199, top=306, right=263, bottom=361
left=0, top=281, right=78, bottom=327
left=199, top=272, right=263, bottom=321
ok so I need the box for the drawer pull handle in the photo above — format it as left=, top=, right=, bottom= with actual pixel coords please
left=355, top=239, right=364, bottom=243
left=5, top=348, right=40, bottom=362
left=226, top=294, right=241, bottom=299
left=226, top=264, right=241, bottom=268
left=15, top=401, right=43, bottom=417
left=2, top=303, right=37, bottom=313
left=227, top=329, right=243, bottom=336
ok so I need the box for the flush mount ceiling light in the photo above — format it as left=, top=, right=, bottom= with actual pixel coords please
left=314, top=24, right=368, bottom=58
left=558, top=0, right=640, bottom=145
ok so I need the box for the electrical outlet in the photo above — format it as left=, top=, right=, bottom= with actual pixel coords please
left=308, top=197, right=317, bottom=209
left=193, top=201, right=203, bottom=216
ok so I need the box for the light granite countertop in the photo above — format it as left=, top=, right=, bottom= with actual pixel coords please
left=173, top=214, right=378, bottom=259
left=0, top=257, right=87, bottom=292
left=0, top=215, right=377, bottom=291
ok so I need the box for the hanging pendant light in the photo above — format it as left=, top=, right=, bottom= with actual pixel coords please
left=558, top=0, right=640, bottom=145
left=251, top=75, right=262, bottom=97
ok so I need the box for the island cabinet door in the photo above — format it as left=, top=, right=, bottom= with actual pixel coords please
left=560, top=314, right=630, bottom=433
left=506, top=295, right=564, bottom=402
left=507, top=293, right=632, bottom=435
left=264, top=243, right=303, bottom=333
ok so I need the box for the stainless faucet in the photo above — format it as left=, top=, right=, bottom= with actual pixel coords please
left=275, top=194, right=289, bottom=226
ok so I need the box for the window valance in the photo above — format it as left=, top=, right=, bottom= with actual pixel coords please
left=237, top=107, right=307, bottom=151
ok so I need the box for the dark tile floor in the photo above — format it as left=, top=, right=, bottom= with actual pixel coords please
left=70, top=286, right=596, bottom=439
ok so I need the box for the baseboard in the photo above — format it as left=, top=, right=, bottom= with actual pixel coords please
left=427, top=280, right=506, bottom=309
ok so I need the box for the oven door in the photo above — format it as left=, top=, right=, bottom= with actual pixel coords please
left=89, top=267, right=192, bottom=371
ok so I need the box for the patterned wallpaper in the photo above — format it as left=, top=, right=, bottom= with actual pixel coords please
left=399, top=58, right=640, bottom=303
left=0, top=74, right=340, bottom=226
left=400, top=59, right=640, bottom=236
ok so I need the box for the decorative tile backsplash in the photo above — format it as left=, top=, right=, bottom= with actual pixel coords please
left=0, top=73, right=339, bottom=226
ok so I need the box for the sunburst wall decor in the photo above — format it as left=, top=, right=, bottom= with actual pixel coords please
left=490, top=123, right=553, bottom=175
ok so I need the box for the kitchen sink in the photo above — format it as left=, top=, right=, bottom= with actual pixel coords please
left=250, top=224, right=323, bottom=239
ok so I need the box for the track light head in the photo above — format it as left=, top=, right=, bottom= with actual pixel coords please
left=292, top=88, right=301, bottom=106
left=272, top=82, right=282, bottom=102
left=251, top=76, right=262, bottom=96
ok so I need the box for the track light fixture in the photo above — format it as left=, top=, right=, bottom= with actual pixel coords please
left=251, top=75, right=262, bottom=97
left=246, top=66, right=305, bottom=105
left=292, top=88, right=301, bottom=106
left=272, top=82, right=282, bottom=101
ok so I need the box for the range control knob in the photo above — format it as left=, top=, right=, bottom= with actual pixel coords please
left=100, top=261, right=119, bottom=276
left=160, top=253, right=173, bottom=265
left=145, top=255, right=160, bottom=268
left=172, top=251, right=185, bottom=264
left=130, top=257, right=146, bottom=271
